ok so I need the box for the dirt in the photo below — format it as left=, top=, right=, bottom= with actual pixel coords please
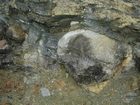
left=0, top=66, right=140, bottom=105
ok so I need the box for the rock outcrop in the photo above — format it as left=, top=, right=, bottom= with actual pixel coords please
left=0, top=0, right=139, bottom=79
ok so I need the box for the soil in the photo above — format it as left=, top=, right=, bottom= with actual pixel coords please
left=0, top=66, right=140, bottom=105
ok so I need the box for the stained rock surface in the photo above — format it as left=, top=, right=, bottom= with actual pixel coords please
left=57, top=29, right=132, bottom=84
left=6, top=24, right=26, bottom=44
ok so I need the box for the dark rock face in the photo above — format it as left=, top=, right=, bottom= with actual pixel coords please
left=0, top=19, right=14, bottom=67
left=0, top=40, right=10, bottom=53
left=6, top=24, right=26, bottom=44
left=16, top=0, right=24, bottom=3
left=0, top=21, right=25, bottom=68
left=30, top=2, right=53, bottom=16
left=0, top=39, right=13, bottom=67
left=0, top=19, right=7, bottom=39
left=135, top=57, right=140, bottom=72
left=64, top=54, right=104, bottom=84
left=134, top=43, right=140, bottom=72
left=57, top=29, right=132, bottom=84
left=0, top=53, right=14, bottom=65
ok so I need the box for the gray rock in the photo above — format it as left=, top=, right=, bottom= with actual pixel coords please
left=123, top=92, right=138, bottom=103
left=27, top=12, right=51, bottom=24
left=22, top=25, right=57, bottom=68
left=30, top=1, right=53, bottom=16
left=16, top=0, right=25, bottom=3
left=1, top=53, right=14, bottom=64
left=43, top=37, right=58, bottom=58
left=57, top=29, right=132, bottom=84
left=40, top=87, right=51, bottom=97
left=16, top=3, right=29, bottom=13
left=0, top=40, right=10, bottom=53
left=31, top=0, right=49, bottom=2
left=26, top=26, right=41, bottom=46
left=134, top=43, right=140, bottom=72
left=0, top=19, right=7, bottom=39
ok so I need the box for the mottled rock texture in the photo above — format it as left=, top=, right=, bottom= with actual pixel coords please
left=0, top=0, right=139, bottom=77
left=134, top=43, right=140, bottom=72
left=0, top=19, right=7, bottom=39
left=57, top=29, right=132, bottom=84
left=6, top=24, right=26, bottom=44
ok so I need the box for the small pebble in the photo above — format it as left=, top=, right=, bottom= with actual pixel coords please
left=40, top=87, right=50, bottom=97
left=123, top=92, right=138, bottom=103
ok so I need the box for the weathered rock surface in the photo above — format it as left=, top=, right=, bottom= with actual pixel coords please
left=0, top=40, right=10, bottom=53
left=134, top=43, right=140, bottom=72
left=0, top=0, right=139, bottom=81
left=21, top=23, right=59, bottom=70
left=0, top=39, right=13, bottom=67
left=6, top=24, right=26, bottom=44
left=82, top=0, right=140, bottom=41
left=0, top=19, right=7, bottom=39
left=30, top=1, right=53, bottom=16
left=57, top=29, right=132, bottom=84
left=0, top=0, right=139, bottom=101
